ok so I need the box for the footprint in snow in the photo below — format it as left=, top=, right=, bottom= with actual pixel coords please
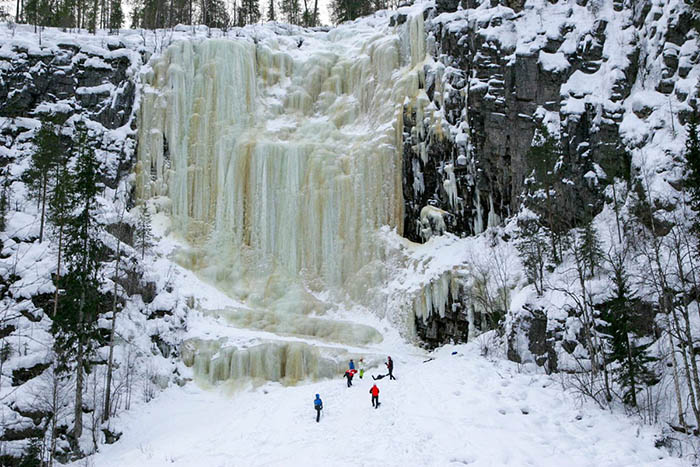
left=449, top=456, right=475, bottom=465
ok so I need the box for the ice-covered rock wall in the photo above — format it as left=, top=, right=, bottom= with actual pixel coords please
left=400, top=0, right=700, bottom=353
left=401, top=0, right=699, bottom=242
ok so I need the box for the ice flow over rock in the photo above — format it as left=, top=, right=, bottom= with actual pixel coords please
left=136, top=12, right=431, bottom=385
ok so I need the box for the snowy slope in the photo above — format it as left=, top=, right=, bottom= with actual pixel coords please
left=74, top=341, right=686, bottom=467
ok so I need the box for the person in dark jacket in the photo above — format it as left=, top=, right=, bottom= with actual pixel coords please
left=386, top=356, right=396, bottom=380
left=349, top=359, right=355, bottom=370
left=370, top=384, right=380, bottom=408
left=344, top=369, right=354, bottom=387
left=314, top=394, right=323, bottom=422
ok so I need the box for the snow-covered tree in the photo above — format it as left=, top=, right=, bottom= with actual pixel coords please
left=599, top=262, right=658, bottom=407
left=24, top=120, right=62, bottom=243
left=135, top=205, right=153, bottom=260
left=515, top=210, right=550, bottom=296
left=51, top=122, right=105, bottom=441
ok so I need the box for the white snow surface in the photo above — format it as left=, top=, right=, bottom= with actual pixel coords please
left=77, top=341, right=683, bottom=467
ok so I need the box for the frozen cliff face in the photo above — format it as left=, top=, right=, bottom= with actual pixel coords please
left=394, top=0, right=700, bottom=354
left=136, top=13, right=430, bottom=314
left=401, top=0, right=698, bottom=242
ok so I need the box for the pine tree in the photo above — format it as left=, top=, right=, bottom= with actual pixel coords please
left=525, top=121, right=563, bottom=264
left=131, top=0, right=167, bottom=28
left=299, top=0, right=318, bottom=26
left=515, top=211, right=550, bottom=296
left=51, top=122, right=104, bottom=441
left=266, top=0, right=275, bottom=21
left=48, top=162, right=74, bottom=320
left=238, top=0, right=260, bottom=24
left=280, top=0, right=299, bottom=23
left=200, top=0, right=229, bottom=27
left=18, top=437, right=43, bottom=467
left=86, top=0, right=98, bottom=32
left=135, top=204, right=153, bottom=260
left=579, top=220, right=603, bottom=279
left=108, top=0, right=122, bottom=32
left=599, top=263, right=658, bottom=407
left=24, top=120, right=62, bottom=243
left=330, top=0, right=373, bottom=24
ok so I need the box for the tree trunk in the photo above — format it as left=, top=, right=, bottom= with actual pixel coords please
left=670, top=303, right=700, bottom=427
left=624, top=320, right=636, bottom=406
left=668, top=326, right=688, bottom=432
left=545, top=187, right=557, bottom=263
left=39, top=175, right=47, bottom=243
left=671, top=234, right=700, bottom=421
left=612, top=178, right=622, bottom=245
left=73, top=337, right=84, bottom=440
left=104, top=239, right=121, bottom=422
left=52, top=224, right=63, bottom=317
left=49, top=370, right=59, bottom=467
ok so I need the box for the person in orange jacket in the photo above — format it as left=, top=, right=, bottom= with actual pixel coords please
left=369, top=384, right=380, bottom=408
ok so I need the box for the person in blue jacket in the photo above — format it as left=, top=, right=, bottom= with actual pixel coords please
left=314, top=394, right=323, bottom=422
left=349, top=359, right=355, bottom=370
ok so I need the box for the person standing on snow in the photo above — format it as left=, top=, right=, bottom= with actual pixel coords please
left=358, top=358, right=365, bottom=379
left=344, top=369, right=354, bottom=387
left=386, top=356, right=396, bottom=380
left=314, top=394, right=323, bottom=422
left=370, top=384, right=380, bottom=408
left=349, top=359, right=355, bottom=371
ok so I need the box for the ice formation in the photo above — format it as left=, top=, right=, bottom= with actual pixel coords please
left=137, top=13, right=431, bottom=385
left=181, top=338, right=384, bottom=386
left=137, top=14, right=428, bottom=308
left=205, top=308, right=383, bottom=346
left=419, top=205, right=448, bottom=241
left=410, top=270, right=458, bottom=324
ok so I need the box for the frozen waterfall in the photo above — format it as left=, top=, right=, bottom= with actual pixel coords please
left=136, top=12, right=429, bottom=386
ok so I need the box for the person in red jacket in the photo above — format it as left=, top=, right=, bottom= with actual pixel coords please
left=344, top=369, right=354, bottom=387
left=369, top=384, right=380, bottom=408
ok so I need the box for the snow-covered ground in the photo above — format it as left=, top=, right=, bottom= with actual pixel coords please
left=78, top=341, right=685, bottom=467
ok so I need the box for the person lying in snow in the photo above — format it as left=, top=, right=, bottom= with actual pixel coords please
left=314, top=394, right=323, bottom=422
left=372, top=373, right=387, bottom=380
